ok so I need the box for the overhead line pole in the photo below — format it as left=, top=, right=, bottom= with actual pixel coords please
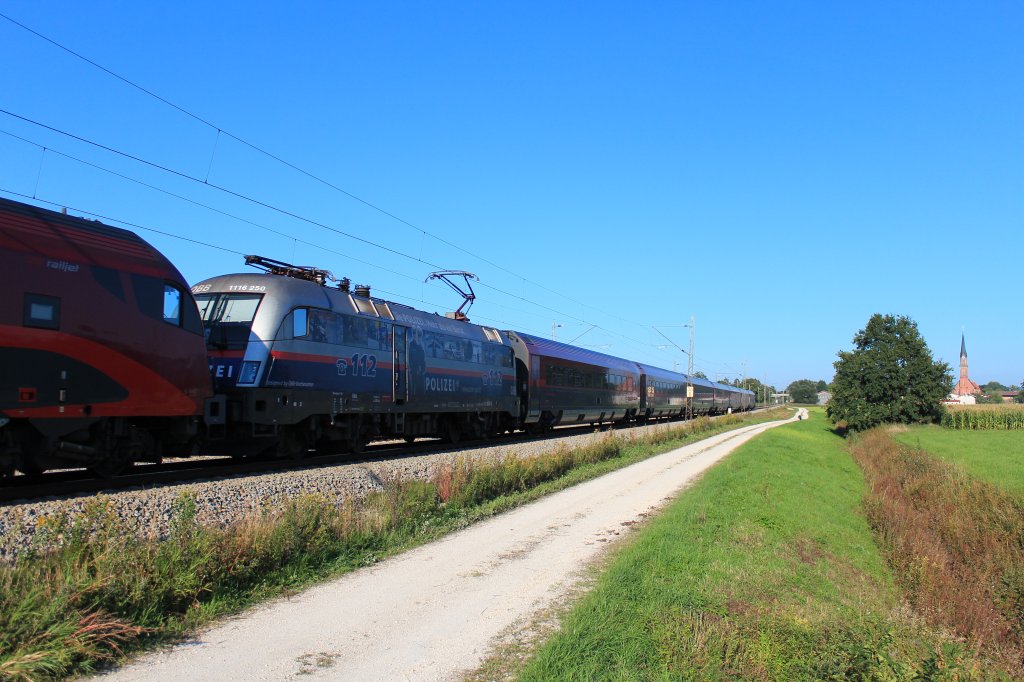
left=687, top=316, right=695, bottom=420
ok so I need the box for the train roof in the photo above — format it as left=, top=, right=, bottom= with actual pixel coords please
left=0, top=196, right=180, bottom=279
left=195, top=271, right=508, bottom=342
left=633, top=362, right=688, bottom=383
left=504, top=331, right=640, bottom=374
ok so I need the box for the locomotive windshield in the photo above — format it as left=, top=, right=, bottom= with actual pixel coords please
left=194, top=293, right=263, bottom=350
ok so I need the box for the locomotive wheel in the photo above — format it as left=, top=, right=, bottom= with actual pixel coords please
left=89, top=456, right=133, bottom=478
left=0, top=448, right=16, bottom=478
left=348, top=434, right=366, bottom=454
left=278, top=428, right=309, bottom=460
left=444, top=420, right=462, bottom=445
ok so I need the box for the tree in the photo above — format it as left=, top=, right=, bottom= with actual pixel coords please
left=693, top=371, right=708, bottom=380
left=816, top=380, right=829, bottom=392
left=1018, top=382, right=1024, bottom=404
left=827, top=314, right=952, bottom=431
left=737, top=378, right=776, bottom=405
left=982, top=380, right=1009, bottom=393
left=786, top=379, right=820, bottom=404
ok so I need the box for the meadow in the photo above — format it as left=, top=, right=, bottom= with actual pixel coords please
left=893, top=424, right=1024, bottom=498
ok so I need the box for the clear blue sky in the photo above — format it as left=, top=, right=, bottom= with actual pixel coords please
left=2, top=2, right=1021, bottom=389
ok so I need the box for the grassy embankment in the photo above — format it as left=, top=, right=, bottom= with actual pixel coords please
left=0, top=408, right=788, bottom=680
left=853, top=427, right=1024, bottom=676
left=518, top=408, right=1014, bottom=680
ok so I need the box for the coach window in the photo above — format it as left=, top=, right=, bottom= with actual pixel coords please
left=163, top=284, right=182, bottom=326
left=23, top=293, right=60, bottom=330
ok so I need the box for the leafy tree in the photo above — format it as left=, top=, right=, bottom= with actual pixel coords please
left=786, top=379, right=820, bottom=404
left=827, top=314, right=952, bottom=431
left=977, top=392, right=1005, bottom=405
left=737, top=378, right=776, bottom=405
left=816, top=380, right=829, bottom=392
left=693, top=371, right=708, bottom=380
left=1017, top=383, right=1024, bottom=404
left=982, top=380, right=1009, bottom=394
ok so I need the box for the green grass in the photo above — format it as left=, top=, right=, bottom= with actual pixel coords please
left=0, top=409, right=789, bottom=680
left=517, top=408, right=982, bottom=680
left=892, top=425, right=1024, bottom=498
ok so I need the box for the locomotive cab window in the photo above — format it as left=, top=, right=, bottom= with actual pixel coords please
left=292, top=308, right=308, bottom=338
left=193, top=293, right=263, bottom=350
left=23, top=293, right=60, bottom=330
left=163, top=284, right=182, bottom=326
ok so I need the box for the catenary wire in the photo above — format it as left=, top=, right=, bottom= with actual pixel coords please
left=0, top=14, right=747, bottom=372
left=0, top=9, right=635, bottom=326
left=0, top=110, right=670, bottom=355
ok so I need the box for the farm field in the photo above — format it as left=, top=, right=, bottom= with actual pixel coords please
left=893, top=425, right=1024, bottom=498
left=516, top=409, right=991, bottom=680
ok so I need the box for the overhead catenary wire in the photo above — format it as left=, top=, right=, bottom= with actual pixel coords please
left=0, top=180, right=724, bottom=373
left=0, top=110, right=670, bottom=354
left=0, top=10, right=629, bottom=326
left=0, top=12, right=748, bottom=369
left=0, top=187, right=245, bottom=256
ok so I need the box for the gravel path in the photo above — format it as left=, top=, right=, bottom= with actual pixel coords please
left=0, top=419, right=716, bottom=561
left=93, top=410, right=802, bottom=681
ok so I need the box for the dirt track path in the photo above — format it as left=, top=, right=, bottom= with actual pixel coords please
left=98, top=411, right=802, bottom=681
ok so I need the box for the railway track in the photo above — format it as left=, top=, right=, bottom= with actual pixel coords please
left=0, top=421, right=624, bottom=504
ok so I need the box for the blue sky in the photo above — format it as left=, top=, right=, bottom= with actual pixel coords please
left=2, top=2, right=1021, bottom=389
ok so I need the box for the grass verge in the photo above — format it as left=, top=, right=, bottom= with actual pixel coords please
left=0, top=409, right=787, bottom=680
left=516, top=408, right=991, bottom=680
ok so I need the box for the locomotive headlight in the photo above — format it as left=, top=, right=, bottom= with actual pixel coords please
left=237, top=361, right=261, bottom=385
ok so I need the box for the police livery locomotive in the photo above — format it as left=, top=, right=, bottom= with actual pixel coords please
left=0, top=197, right=754, bottom=475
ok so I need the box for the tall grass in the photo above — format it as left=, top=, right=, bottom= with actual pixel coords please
left=942, top=404, right=1024, bottom=430
left=0, top=411, right=774, bottom=679
left=850, top=429, right=1024, bottom=675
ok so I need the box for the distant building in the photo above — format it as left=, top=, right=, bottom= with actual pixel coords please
left=816, top=390, right=831, bottom=405
left=948, top=334, right=981, bottom=403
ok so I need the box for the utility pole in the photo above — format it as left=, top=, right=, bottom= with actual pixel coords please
left=686, top=316, right=695, bottom=420
left=551, top=322, right=561, bottom=341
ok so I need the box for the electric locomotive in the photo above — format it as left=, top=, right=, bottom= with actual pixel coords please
left=194, top=256, right=520, bottom=455
left=0, top=197, right=211, bottom=476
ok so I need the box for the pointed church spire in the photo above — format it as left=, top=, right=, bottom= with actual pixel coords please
left=961, top=334, right=967, bottom=358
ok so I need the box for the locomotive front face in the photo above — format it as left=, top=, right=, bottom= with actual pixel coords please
left=192, top=286, right=267, bottom=390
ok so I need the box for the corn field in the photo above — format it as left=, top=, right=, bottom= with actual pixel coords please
left=942, top=404, right=1024, bottom=430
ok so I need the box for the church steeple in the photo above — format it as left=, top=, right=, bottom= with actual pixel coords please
left=953, top=333, right=980, bottom=396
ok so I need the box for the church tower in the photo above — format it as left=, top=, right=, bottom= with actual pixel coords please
left=952, top=334, right=981, bottom=396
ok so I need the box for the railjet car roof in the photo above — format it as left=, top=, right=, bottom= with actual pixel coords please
left=634, top=362, right=689, bottom=384
left=0, top=196, right=178, bottom=279
left=505, top=332, right=640, bottom=374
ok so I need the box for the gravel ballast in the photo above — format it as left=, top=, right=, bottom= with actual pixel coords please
left=0, top=419, right=700, bottom=560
